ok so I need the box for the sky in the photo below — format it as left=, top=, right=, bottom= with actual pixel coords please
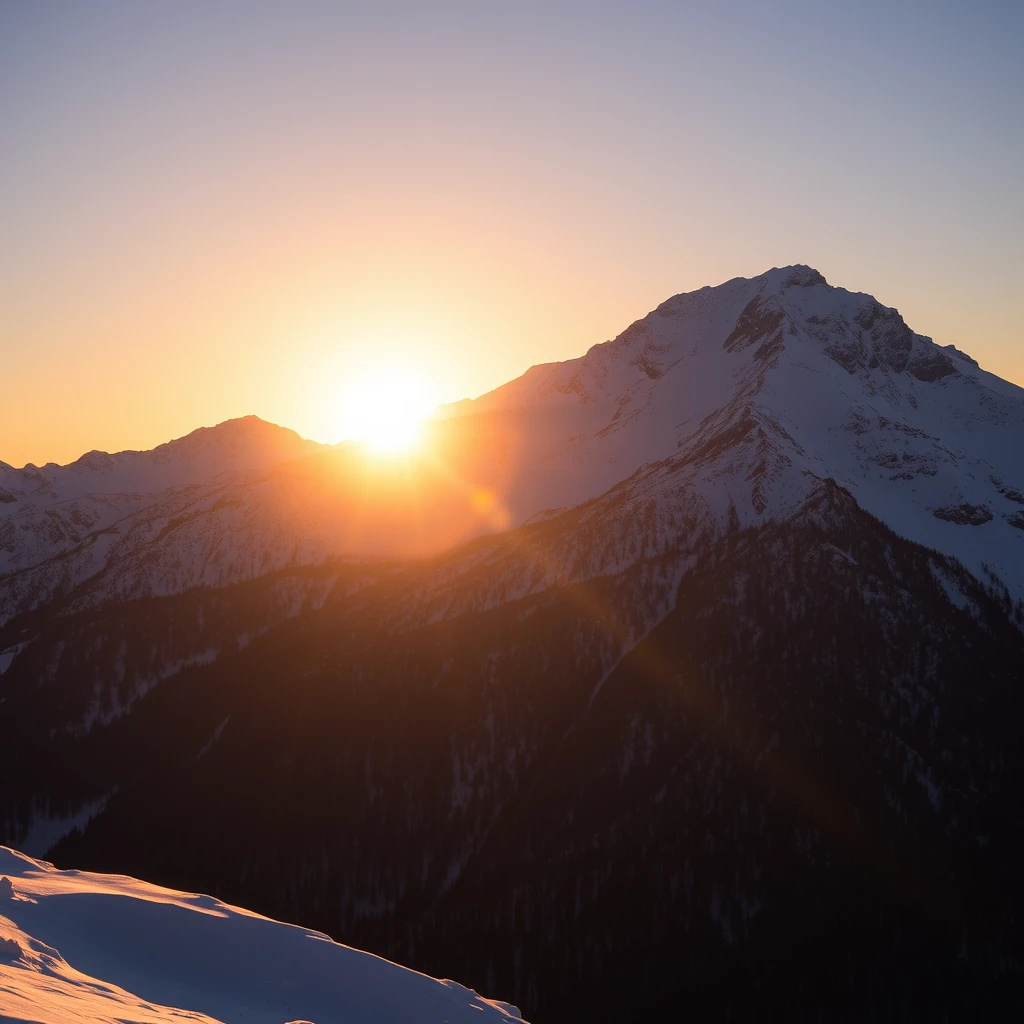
left=1, top=0, right=1021, bottom=468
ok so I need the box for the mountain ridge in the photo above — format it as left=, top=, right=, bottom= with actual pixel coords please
left=3, top=265, right=1024, bottom=1021
left=0, top=415, right=323, bottom=491
left=437, top=264, right=1024, bottom=599
left=3, top=264, right=1023, bottom=628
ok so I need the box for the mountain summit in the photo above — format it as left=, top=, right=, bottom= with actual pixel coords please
left=445, top=264, right=1024, bottom=597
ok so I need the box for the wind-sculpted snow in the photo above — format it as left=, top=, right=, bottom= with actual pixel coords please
left=0, top=846, right=525, bottom=1023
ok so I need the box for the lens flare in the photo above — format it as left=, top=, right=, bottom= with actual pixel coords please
left=336, top=368, right=436, bottom=455
left=472, top=488, right=512, bottom=530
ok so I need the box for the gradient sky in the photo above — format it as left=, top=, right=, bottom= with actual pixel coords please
left=2, top=0, right=1021, bottom=467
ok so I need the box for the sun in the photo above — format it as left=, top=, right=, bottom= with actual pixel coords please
left=337, top=368, right=436, bottom=455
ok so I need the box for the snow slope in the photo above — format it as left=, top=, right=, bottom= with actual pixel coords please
left=0, top=846, right=524, bottom=1024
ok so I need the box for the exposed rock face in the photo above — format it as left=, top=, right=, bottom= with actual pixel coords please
left=823, top=328, right=869, bottom=373
left=992, top=477, right=1024, bottom=505
left=854, top=300, right=915, bottom=372
left=932, top=503, right=994, bottom=525
left=908, top=345, right=957, bottom=382
left=783, top=265, right=828, bottom=287
left=804, top=294, right=956, bottom=382
left=723, top=295, right=787, bottom=353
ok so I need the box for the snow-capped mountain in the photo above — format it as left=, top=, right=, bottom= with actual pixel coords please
left=0, top=846, right=524, bottom=1023
left=439, top=264, right=1024, bottom=599
left=5, top=266, right=1023, bottom=630
left=0, top=417, right=332, bottom=625
left=0, top=416, right=322, bottom=508
left=3, top=266, right=1024, bottom=1022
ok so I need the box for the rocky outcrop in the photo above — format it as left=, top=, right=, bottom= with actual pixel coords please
left=933, top=503, right=994, bottom=525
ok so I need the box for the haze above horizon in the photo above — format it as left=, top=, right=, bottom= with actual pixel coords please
left=2, top=0, right=1021, bottom=468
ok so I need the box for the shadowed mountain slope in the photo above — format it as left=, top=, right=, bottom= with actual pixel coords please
left=3, top=267, right=1024, bottom=1021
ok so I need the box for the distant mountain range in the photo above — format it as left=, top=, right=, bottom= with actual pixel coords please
left=2, top=266, right=1023, bottom=1022
left=5, top=264, right=1022, bottom=629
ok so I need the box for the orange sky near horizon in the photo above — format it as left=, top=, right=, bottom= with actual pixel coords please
left=2, top=2, right=1021, bottom=469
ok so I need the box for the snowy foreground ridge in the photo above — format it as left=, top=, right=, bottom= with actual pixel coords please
left=0, top=847, right=525, bottom=1024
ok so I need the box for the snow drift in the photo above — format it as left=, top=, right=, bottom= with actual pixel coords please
left=0, top=846, right=524, bottom=1024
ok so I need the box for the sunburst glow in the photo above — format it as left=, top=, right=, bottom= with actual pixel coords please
left=337, top=368, right=437, bottom=454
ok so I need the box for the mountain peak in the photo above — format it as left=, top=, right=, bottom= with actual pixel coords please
left=154, top=415, right=310, bottom=455
left=0, top=416, right=325, bottom=523
left=761, top=264, right=828, bottom=289
left=117, top=415, right=322, bottom=484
